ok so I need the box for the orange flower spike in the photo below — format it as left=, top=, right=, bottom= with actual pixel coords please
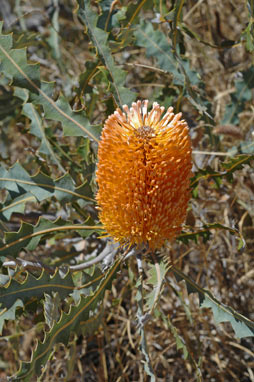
left=96, top=100, right=192, bottom=249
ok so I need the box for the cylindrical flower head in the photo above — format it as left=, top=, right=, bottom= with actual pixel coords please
left=96, top=100, right=192, bottom=250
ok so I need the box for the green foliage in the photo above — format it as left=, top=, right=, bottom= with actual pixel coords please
left=172, top=267, right=254, bottom=338
left=178, top=223, right=245, bottom=250
left=241, top=0, right=254, bottom=52
left=160, top=311, right=202, bottom=381
left=139, top=258, right=254, bottom=342
left=77, top=1, right=136, bottom=106
left=0, top=299, right=24, bottom=335
left=0, top=22, right=101, bottom=142
left=14, top=258, right=122, bottom=381
left=0, top=162, right=94, bottom=220
left=222, top=67, right=254, bottom=124
left=0, top=218, right=100, bottom=257
left=145, top=260, right=167, bottom=313
left=22, top=103, right=64, bottom=171
left=135, top=20, right=185, bottom=86
left=134, top=20, right=212, bottom=124
left=191, top=154, right=254, bottom=189
left=0, top=269, right=74, bottom=310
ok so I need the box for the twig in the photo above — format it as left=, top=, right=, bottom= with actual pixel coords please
left=124, top=62, right=167, bottom=74
left=136, top=252, right=156, bottom=382
left=2, top=241, right=119, bottom=273
left=192, top=150, right=232, bottom=156
left=69, top=241, right=119, bottom=271
left=2, top=258, right=55, bottom=274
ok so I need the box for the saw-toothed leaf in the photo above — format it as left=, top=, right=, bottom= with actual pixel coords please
left=43, top=292, right=61, bottom=328
left=134, top=20, right=211, bottom=120
left=191, top=165, right=223, bottom=189
left=134, top=20, right=184, bottom=85
left=116, top=0, right=152, bottom=46
left=71, top=267, right=103, bottom=304
left=222, top=67, right=254, bottom=124
left=172, top=267, right=254, bottom=338
left=159, top=311, right=202, bottom=379
left=77, top=60, right=99, bottom=96
left=178, top=222, right=245, bottom=250
left=0, top=299, right=24, bottom=335
left=22, top=103, right=64, bottom=171
left=161, top=312, right=189, bottom=359
left=0, top=22, right=100, bottom=142
left=14, top=258, right=121, bottom=381
left=242, top=16, right=254, bottom=52
left=221, top=154, right=254, bottom=181
left=145, top=260, right=167, bottom=313
left=0, top=162, right=94, bottom=204
left=0, top=193, right=36, bottom=221
left=77, top=1, right=136, bottom=106
left=0, top=269, right=74, bottom=310
left=0, top=218, right=102, bottom=257
left=191, top=154, right=254, bottom=188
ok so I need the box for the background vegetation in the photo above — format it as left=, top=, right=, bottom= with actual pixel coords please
left=0, top=0, right=254, bottom=381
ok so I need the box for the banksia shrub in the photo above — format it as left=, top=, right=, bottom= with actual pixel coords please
left=96, top=100, right=192, bottom=249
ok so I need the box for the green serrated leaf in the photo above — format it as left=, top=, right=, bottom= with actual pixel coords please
left=242, top=1, right=254, bottom=52
left=178, top=222, right=245, bottom=250
left=0, top=193, right=36, bottom=221
left=14, top=258, right=122, bottom=381
left=0, top=217, right=101, bottom=257
left=123, top=0, right=151, bottom=27
left=22, top=103, right=64, bottom=171
left=221, top=154, right=254, bottom=181
left=0, top=162, right=95, bottom=204
left=171, top=267, right=254, bottom=338
left=134, top=20, right=212, bottom=121
left=0, top=269, right=74, bottom=310
left=0, top=299, right=24, bottom=335
left=161, top=311, right=189, bottom=359
left=191, top=154, right=254, bottom=188
left=134, top=20, right=184, bottom=85
left=43, top=292, right=61, bottom=328
left=0, top=22, right=100, bottom=142
left=159, top=309, right=202, bottom=380
left=46, top=2, right=61, bottom=61
left=145, top=260, right=167, bottom=312
left=177, top=228, right=211, bottom=245
left=114, top=0, right=152, bottom=48
left=222, top=67, right=254, bottom=124
left=97, top=0, right=126, bottom=31
left=242, top=21, right=254, bottom=52
left=171, top=0, right=185, bottom=48
left=71, top=267, right=103, bottom=304
left=77, top=60, right=99, bottom=96
left=77, top=1, right=136, bottom=106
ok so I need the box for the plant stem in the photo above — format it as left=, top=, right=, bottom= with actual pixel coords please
left=136, top=253, right=156, bottom=382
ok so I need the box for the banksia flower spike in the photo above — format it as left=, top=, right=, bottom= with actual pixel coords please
left=96, top=100, right=192, bottom=250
